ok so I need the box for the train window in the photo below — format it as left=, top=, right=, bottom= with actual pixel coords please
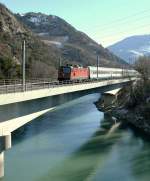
left=63, top=67, right=71, bottom=73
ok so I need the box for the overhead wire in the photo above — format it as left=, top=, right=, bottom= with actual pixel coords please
left=86, top=8, right=150, bottom=46
left=97, top=22, right=150, bottom=40
left=88, top=8, right=150, bottom=31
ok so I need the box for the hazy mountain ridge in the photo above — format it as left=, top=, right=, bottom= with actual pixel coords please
left=108, top=35, right=150, bottom=63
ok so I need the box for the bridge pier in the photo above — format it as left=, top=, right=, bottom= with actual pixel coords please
left=4, top=134, right=12, bottom=150
left=0, top=133, right=11, bottom=178
left=0, top=151, right=4, bottom=178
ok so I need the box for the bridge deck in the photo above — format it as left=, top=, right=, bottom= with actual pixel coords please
left=0, top=78, right=135, bottom=106
left=0, top=77, right=133, bottom=94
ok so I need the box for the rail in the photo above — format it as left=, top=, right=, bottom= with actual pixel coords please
left=0, top=76, right=135, bottom=95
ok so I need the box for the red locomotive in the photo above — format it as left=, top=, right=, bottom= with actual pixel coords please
left=58, top=65, right=89, bottom=81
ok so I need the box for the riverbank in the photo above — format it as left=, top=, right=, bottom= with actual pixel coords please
left=95, top=79, right=150, bottom=135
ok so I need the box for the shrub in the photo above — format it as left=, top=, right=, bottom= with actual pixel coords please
left=0, top=56, right=20, bottom=78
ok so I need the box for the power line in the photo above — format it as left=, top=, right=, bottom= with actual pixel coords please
left=87, top=8, right=150, bottom=31
left=97, top=23, right=150, bottom=41
left=82, top=9, right=150, bottom=46
left=80, top=8, right=150, bottom=46
left=94, top=21, right=150, bottom=41
left=94, top=13, right=150, bottom=34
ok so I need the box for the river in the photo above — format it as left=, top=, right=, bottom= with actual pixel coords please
left=2, top=93, right=150, bottom=181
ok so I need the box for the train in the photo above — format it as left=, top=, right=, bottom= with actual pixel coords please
left=58, top=64, right=138, bottom=81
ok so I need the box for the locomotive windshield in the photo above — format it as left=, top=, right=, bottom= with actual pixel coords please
left=63, top=67, right=71, bottom=73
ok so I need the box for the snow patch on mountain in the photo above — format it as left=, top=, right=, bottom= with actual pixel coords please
left=140, top=46, right=150, bottom=53
left=20, top=13, right=25, bottom=17
left=129, top=50, right=144, bottom=57
left=52, top=15, right=57, bottom=19
left=29, top=17, right=40, bottom=23
left=38, top=32, right=49, bottom=36
left=28, top=15, right=49, bottom=25
left=42, top=40, right=63, bottom=48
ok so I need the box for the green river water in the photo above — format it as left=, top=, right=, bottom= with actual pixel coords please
left=2, top=93, right=150, bottom=181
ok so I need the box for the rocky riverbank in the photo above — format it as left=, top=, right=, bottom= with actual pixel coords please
left=95, top=79, right=150, bottom=135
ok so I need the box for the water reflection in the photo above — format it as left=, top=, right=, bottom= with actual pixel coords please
left=131, top=139, right=150, bottom=181
left=40, top=117, right=122, bottom=181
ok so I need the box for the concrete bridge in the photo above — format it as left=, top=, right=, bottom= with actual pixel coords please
left=0, top=77, right=135, bottom=177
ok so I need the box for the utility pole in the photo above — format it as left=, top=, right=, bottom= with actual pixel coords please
left=97, top=55, right=99, bottom=79
left=59, top=57, right=62, bottom=67
left=22, top=40, right=26, bottom=91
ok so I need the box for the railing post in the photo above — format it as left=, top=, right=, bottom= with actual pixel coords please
left=25, top=83, right=27, bottom=91
left=6, top=85, right=8, bottom=94
left=14, top=84, right=15, bottom=93
left=43, top=80, right=45, bottom=89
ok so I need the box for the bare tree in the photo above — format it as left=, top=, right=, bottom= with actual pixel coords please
left=30, top=61, right=57, bottom=79
left=134, top=56, right=150, bottom=81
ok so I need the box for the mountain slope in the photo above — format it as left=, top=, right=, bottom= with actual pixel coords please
left=0, top=3, right=62, bottom=79
left=0, top=3, right=127, bottom=79
left=108, top=35, right=150, bottom=63
left=16, top=12, right=127, bottom=68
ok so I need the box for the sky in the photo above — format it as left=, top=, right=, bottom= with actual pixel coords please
left=0, top=0, right=150, bottom=47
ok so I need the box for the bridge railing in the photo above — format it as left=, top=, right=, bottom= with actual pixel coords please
left=0, top=79, right=92, bottom=94
left=0, top=78, right=55, bottom=85
left=0, top=76, right=134, bottom=94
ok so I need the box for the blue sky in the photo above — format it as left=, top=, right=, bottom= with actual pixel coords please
left=0, top=0, right=150, bottom=46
